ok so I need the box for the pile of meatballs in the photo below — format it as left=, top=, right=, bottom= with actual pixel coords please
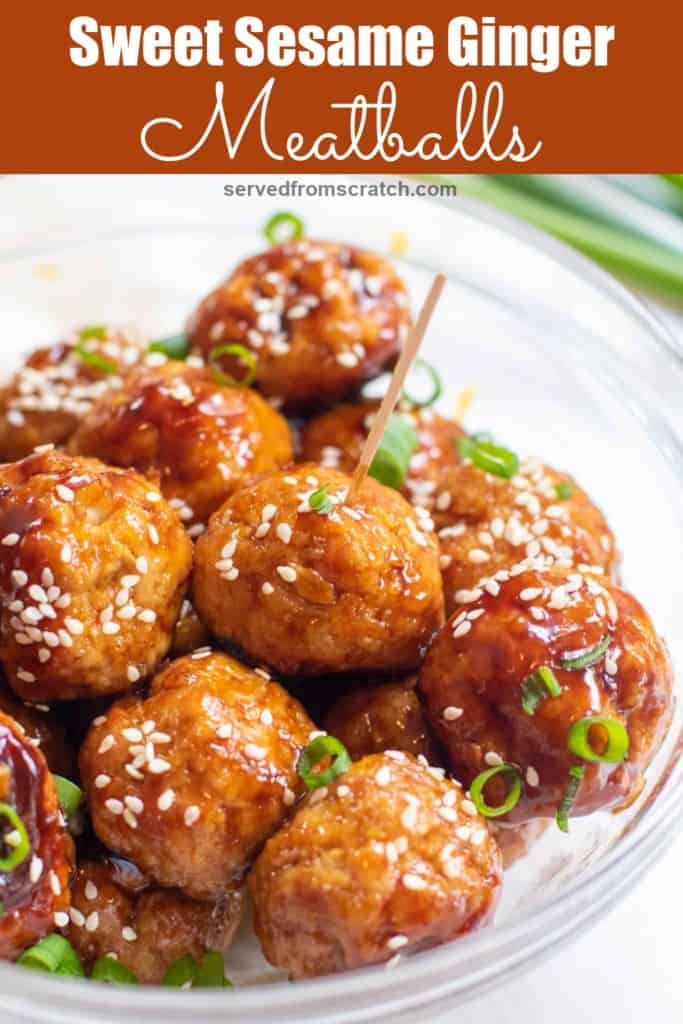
left=0, top=231, right=673, bottom=987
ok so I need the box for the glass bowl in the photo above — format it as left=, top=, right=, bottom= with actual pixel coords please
left=0, top=177, right=681, bottom=1023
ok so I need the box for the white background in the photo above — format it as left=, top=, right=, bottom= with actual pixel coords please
left=0, top=176, right=681, bottom=1024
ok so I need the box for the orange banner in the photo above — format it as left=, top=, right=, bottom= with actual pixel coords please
left=1, top=2, right=681, bottom=172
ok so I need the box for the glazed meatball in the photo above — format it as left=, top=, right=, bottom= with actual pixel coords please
left=193, top=465, right=444, bottom=676
left=171, top=599, right=211, bottom=658
left=419, top=566, right=673, bottom=826
left=323, top=676, right=443, bottom=765
left=436, top=454, right=618, bottom=615
left=64, top=857, right=244, bottom=983
left=249, top=752, right=502, bottom=978
left=0, top=682, right=74, bottom=777
left=0, top=449, right=192, bottom=702
left=301, top=400, right=464, bottom=522
left=187, top=240, right=412, bottom=410
left=80, top=652, right=316, bottom=900
left=0, top=710, right=71, bottom=959
left=69, top=360, right=293, bottom=537
left=0, top=327, right=145, bottom=462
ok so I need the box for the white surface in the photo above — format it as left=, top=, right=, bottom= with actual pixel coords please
left=0, top=175, right=681, bottom=1022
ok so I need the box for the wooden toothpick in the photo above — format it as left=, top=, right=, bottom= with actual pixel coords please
left=347, top=272, right=446, bottom=502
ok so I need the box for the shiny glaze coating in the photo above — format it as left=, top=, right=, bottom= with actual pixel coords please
left=300, top=400, right=464, bottom=523
left=0, top=710, right=71, bottom=959
left=64, top=857, right=244, bottom=983
left=323, top=675, right=443, bottom=765
left=249, top=752, right=502, bottom=978
left=419, top=567, right=673, bottom=825
left=193, top=465, right=444, bottom=677
left=0, top=329, right=145, bottom=462
left=69, top=360, right=293, bottom=536
left=79, top=651, right=316, bottom=900
left=436, top=455, right=618, bottom=616
left=171, top=599, right=211, bottom=658
left=187, top=240, right=412, bottom=410
left=0, top=449, right=192, bottom=701
left=0, top=682, right=74, bottom=777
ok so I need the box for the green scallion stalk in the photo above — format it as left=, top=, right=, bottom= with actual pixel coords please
left=91, top=956, right=139, bottom=984
left=297, top=735, right=351, bottom=790
left=368, top=414, right=419, bottom=489
left=567, top=716, right=629, bottom=764
left=0, top=803, right=30, bottom=871
left=18, top=934, right=85, bottom=977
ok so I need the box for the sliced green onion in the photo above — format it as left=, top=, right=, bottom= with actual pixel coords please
left=555, top=480, right=575, bottom=501
left=556, top=765, right=585, bottom=833
left=91, top=956, right=139, bottom=984
left=75, top=344, right=118, bottom=376
left=469, top=764, right=523, bottom=818
left=78, top=325, right=108, bottom=342
left=308, top=484, right=334, bottom=515
left=193, top=951, right=232, bottom=988
left=457, top=435, right=519, bottom=480
left=208, top=344, right=257, bottom=388
left=264, top=211, right=305, bottom=246
left=0, top=803, right=30, bottom=871
left=369, top=414, right=419, bottom=489
left=18, top=934, right=85, bottom=977
left=0, top=900, right=4, bottom=918
left=163, top=954, right=199, bottom=987
left=521, top=666, right=561, bottom=716
left=149, top=335, right=189, bottom=361
left=401, top=359, right=442, bottom=409
left=52, top=775, right=82, bottom=818
left=297, top=735, right=351, bottom=790
left=567, top=716, right=629, bottom=764
left=558, top=634, right=611, bottom=671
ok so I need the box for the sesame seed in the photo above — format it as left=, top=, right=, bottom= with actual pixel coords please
left=123, top=809, right=138, bottom=829
left=70, top=908, right=85, bottom=927
left=283, top=787, right=296, bottom=806
left=65, top=617, right=84, bottom=635
left=443, top=706, right=463, bottom=722
left=17, top=669, right=36, bottom=683
left=49, top=870, right=62, bottom=896
left=260, top=709, right=273, bottom=726
left=217, top=723, right=233, bottom=739
left=402, top=873, right=427, bottom=891
left=138, top=609, right=156, bottom=623
left=245, top=743, right=267, bottom=760
left=98, top=735, right=114, bottom=754
left=56, top=484, right=74, bottom=502
left=148, top=757, right=171, bottom=774
left=122, top=927, right=137, bottom=942
left=94, top=774, right=111, bottom=789
left=122, top=727, right=142, bottom=742
left=105, top=799, right=124, bottom=815
left=276, top=565, right=297, bottom=583
left=262, top=504, right=277, bottom=522
left=461, top=799, right=478, bottom=816
left=484, top=752, right=504, bottom=767
left=54, top=912, right=69, bottom=928
left=2, top=533, right=20, bottom=546
left=401, top=804, right=418, bottom=829
left=29, top=855, right=43, bottom=883
left=85, top=912, right=100, bottom=932
left=125, top=796, right=144, bottom=814
left=452, top=620, right=472, bottom=639
left=468, top=548, right=490, bottom=564
left=184, top=805, right=200, bottom=826
left=148, top=525, right=159, bottom=544
left=261, top=582, right=274, bottom=595
left=519, top=587, right=543, bottom=602
left=158, top=789, right=175, bottom=811
left=387, top=935, right=409, bottom=951
left=146, top=491, right=160, bottom=502
left=276, top=523, right=292, bottom=543
left=127, top=665, right=141, bottom=683
left=526, top=766, right=540, bottom=787
left=11, top=569, right=28, bottom=587
left=135, top=557, right=148, bottom=574
left=102, top=621, right=120, bottom=635
left=375, top=766, right=392, bottom=786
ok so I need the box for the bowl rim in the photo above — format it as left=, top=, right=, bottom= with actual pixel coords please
left=0, top=184, right=681, bottom=1021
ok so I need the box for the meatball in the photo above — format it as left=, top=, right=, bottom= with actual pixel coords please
left=193, top=465, right=444, bottom=676
left=69, top=360, right=293, bottom=536
left=419, top=566, right=673, bottom=826
left=436, top=454, right=618, bottom=615
left=300, top=400, right=464, bottom=522
left=323, top=676, right=443, bottom=765
left=0, top=449, right=192, bottom=701
left=64, top=857, right=244, bottom=983
left=249, top=751, right=502, bottom=978
left=79, top=651, right=316, bottom=900
left=0, top=682, right=74, bottom=777
left=187, top=240, right=412, bottom=410
left=171, top=599, right=210, bottom=658
left=0, top=327, right=145, bottom=462
left=0, top=710, right=71, bottom=959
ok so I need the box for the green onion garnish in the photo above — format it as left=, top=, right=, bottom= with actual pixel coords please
left=0, top=803, right=30, bottom=871
left=308, top=484, right=334, bottom=515
left=457, top=434, right=519, bottom=480
left=194, top=951, right=233, bottom=988
left=469, top=764, right=523, bottom=818
left=0, top=900, right=4, bottom=918
left=297, top=735, right=351, bottom=790
left=556, top=765, right=585, bottom=833
left=52, top=775, right=82, bottom=818
left=18, top=934, right=85, bottom=977
left=149, top=335, right=189, bottom=361
left=163, top=953, right=232, bottom=988
left=78, top=325, right=108, bottom=342
left=521, top=666, right=562, bottom=716
left=401, top=359, right=442, bottom=409
left=567, top=716, right=629, bottom=764
left=555, top=480, right=574, bottom=501
left=558, top=634, right=611, bottom=671
left=208, top=344, right=257, bottom=388
left=163, top=954, right=199, bottom=987
left=91, top=956, right=139, bottom=985
left=75, top=344, right=118, bottom=376
left=369, top=414, right=419, bottom=489
left=263, top=211, right=305, bottom=246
